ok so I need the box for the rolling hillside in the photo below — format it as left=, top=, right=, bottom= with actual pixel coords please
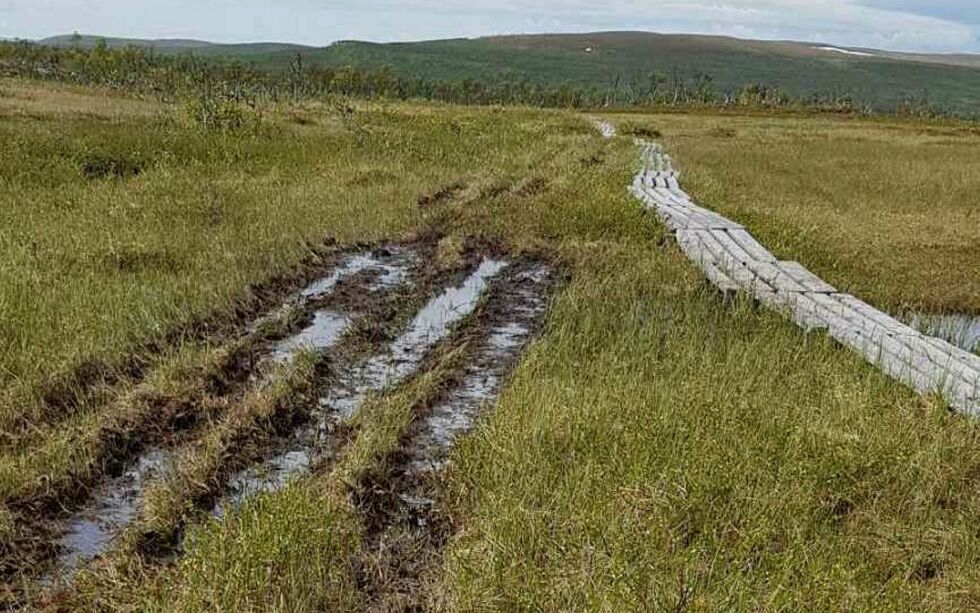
left=38, top=31, right=980, bottom=114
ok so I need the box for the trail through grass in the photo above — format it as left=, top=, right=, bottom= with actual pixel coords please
left=5, top=79, right=980, bottom=610
left=614, top=112, right=980, bottom=314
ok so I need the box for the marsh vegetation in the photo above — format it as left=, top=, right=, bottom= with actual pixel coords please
left=1, top=67, right=979, bottom=611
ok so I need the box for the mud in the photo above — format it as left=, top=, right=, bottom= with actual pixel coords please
left=216, top=258, right=508, bottom=515
left=47, top=450, right=169, bottom=582
left=910, top=313, right=980, bottom=354
left=321, top=258, right=508, bottom=423
left=405, top=263, right=552, bottom=476
left=353, top=260, right=556, bottom=610
left=15, top=243, right=356, bottom=445
left=42, top=247, right=417, bottom=583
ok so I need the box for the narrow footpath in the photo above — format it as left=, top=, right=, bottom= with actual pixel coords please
left=598, top=121, right=980, bottom=415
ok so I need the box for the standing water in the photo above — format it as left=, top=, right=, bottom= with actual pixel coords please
left=216, top=259, right=508, bottom=514
left=910, top=313, right=980, bottom=354
left=46, top=250, right=410, bottom=581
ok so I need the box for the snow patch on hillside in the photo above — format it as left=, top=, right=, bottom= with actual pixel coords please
left=817, top=46, right=874, bottom=57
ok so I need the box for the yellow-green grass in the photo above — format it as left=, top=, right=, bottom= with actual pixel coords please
left=443, top=243, right=980, bottom=611
left=614, top=112, right=980, bottom=314
left=0, top=77, right=589, bottom=442
left=5, top=78, right=980, bottom=610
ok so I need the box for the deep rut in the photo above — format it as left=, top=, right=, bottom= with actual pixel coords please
left=352, top=261, right=556, bottom=611
left=21, top=242, right=558, bottom=611
left=40, top=247, right=421, bottom=585
left=215, top=257, right=509, bottom=516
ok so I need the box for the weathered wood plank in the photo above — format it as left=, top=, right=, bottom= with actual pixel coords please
left=621, top=131, right=980, bottom=414
left=776, top=262, right=837, bottom=294
left=727, top=229, right=777, bottom=264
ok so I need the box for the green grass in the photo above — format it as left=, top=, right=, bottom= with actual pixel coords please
left=444, top=244, right=980, bottom=610
left=0, top=79, right=581, bottom=439
left=4, top=78, right=980, bottom=610
left=40, top=32, right=980, bottom=115
left=616, top=112, right=980, bottom=313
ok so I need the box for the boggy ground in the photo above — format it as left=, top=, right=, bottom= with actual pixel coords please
left=4, top=79, right=980, bottom=610
left=31, top=240, right=558, bottom=611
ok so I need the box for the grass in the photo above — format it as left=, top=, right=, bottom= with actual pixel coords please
left=0, top=78, right=577, bottom=440
left=616, top=112, right=980, bottom=314
left=4, top=78, right=980, bottom=610
left=443, top=245, right=980, bottom=610
left=65, top=341, right=463, bottom=611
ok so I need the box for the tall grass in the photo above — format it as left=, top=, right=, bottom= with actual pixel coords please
left=5, top=80, right=980, bottom=609
left=0, top=80, right=588, bottom=440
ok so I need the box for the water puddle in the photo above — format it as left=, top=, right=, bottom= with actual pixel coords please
left=216, top=258, right=508, bottom=514
left=300, top=254, right=380, bottom=301
left=406, top=263, right=552, bottom=477
left=46, top=249, right=411, bottom=580
left=322, top=258, right=508, bottom=422
left=351, top=263, right=555, bottom=604
left=46, top=449, right=168, bottom=582
left=910, top=313, right=980, bottom=354
left=301, top=248, right=413, bottom=300
left=271, top=311, right=349, bottom=363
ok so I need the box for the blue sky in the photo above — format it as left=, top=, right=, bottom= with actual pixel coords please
left=2, top=1, right=978, bottom=53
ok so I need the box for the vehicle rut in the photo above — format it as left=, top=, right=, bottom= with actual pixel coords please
left=41, top=247, right=419, bottom=585
left=352, top=260, right=556, bottom=610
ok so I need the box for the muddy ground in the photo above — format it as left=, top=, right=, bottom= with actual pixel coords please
left=3, top=235, right=559, bottom=609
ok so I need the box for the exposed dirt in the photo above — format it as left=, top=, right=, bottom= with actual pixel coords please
left=7, top=227, right=562, bottom=610
left=213, top=255, right=507, bottom=517
left=39, top=247, right=425, bottom=586
left=6, top=240, right=357, bottom=444
left=350, top=260, right=557, bottom=611
left=417, top=181, right=467, bottom=208
left=2, top=242, right=446, bottom=606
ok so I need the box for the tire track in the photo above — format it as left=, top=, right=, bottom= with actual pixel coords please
left=215, top=258, right=508, bottom=515
left=353, top=261, right=556, bottom=610
left=42, top=248, right=418, bottom=585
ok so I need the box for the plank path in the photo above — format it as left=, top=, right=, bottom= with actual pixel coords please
left=600, top=122, right=980, bottom=415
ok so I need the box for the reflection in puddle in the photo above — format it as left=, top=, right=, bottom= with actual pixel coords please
left=911, top=313, right=980, bottom=354
left=271, top=311, right=349, bottom=363
left=322, top=258, right=508, bottom=422
left=217, top=259, right=508, bottom=513
left=48, top=449, right=168, bottom=581
left=47, top=249, right=411, bottom=580
left=407, top=264, right=552, bottom=477
left=300, top=254, right=379, bottom=300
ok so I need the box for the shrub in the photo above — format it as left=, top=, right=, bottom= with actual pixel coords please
left=182, top=84, right=262, bottom=132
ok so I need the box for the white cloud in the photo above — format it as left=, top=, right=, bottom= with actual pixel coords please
left=0, top=0, right=976, bottom=52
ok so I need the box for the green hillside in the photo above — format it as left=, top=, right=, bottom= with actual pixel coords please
left=38, top=31, right=980, bottom=114
left=38, top=34, right=310, bottom=58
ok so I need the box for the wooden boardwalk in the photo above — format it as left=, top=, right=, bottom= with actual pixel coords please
left=607, top=125, right=980, bottom=415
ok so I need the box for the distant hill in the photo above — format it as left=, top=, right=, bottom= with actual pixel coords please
left=35, top=31, right=980, bottom=114
left=38, top=34, right=311, bottom=57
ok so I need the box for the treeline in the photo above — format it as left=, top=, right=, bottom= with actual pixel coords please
left=0, top=39, right=952, bottom=120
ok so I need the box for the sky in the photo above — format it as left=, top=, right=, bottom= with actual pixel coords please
left=2, top=0, right=978, bottom=53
